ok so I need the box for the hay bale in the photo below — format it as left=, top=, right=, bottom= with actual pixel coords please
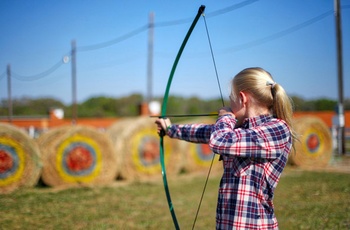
left=106, top=117, right=181, bottom=181
left=0, top=123, right=42, bottom=194
left=290, top=116, right=333, bottom=168
left=177, top=117, right=223, bottom=174
left=37, top=125, right=118, bottom=187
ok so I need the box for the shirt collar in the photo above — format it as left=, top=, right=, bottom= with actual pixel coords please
left=242, top=114, right=273, bottom=129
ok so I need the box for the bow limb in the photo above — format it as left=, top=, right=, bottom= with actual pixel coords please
left=160, top=5, right=205, bottom=230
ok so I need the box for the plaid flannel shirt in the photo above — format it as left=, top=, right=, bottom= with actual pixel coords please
left=167, top=114, right=292, bottom=230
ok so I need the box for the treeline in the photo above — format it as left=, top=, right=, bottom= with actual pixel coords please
left=0, top=94, right=349, bottom=118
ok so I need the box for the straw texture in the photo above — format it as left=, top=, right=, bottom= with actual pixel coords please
left=107, top=117, right=181, bottom=181
left=290, top=116, right=332, bottom=168
left=0, top=123, right=42, bottom=193
left=37, top=125, right=117, bottom=187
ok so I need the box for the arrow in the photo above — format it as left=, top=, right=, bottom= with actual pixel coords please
left=150, top=113, right=218, bottom=118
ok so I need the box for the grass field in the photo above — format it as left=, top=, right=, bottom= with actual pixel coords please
left=1, top=168, right=349, bottom=229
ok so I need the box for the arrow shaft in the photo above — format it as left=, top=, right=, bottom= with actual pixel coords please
left=151, top=113, right=217, bottom=118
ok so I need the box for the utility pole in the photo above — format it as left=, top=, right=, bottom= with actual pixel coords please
left=334, top=0, right=345, bottom=154
left=71, top=40, right=77, bottom=125
left=147, top=12, right=154, bottom=104
left=7, top=64, right=12, bottom=123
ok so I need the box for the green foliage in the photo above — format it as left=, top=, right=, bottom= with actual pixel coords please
left=0, top=95, right=349, bottom=118
left=0, top=97, right=65, bottom=117
left=154, top=95, right=229, bottom=116
left=291, top=96, right=350, bottom=111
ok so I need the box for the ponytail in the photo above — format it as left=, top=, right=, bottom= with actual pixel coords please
left=272, top=83, right=296, bottom=137
left=232, top=67, right=297, bottom=144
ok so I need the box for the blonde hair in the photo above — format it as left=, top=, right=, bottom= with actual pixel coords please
left=232, top=67, right=296, bottom=143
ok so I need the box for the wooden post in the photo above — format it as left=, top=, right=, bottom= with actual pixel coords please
left=334, top=0, right=345, bottom=154
left=71, top=40, right=77, bottom=125
left=7, top=64, right=12, bottom=123
left=147, top=12, right=154, bottom=109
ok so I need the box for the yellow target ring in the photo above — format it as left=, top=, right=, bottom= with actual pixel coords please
left=189, top=143, right=215, bottom=167
left=0, top=137, right=26, bottom=186
left=291, top=116, right=333, bottom=167
left=131, top=128, right=170, bottom=174
left=301, top=127, right=325, bottom=157
left=56, top=135, right=102, bottom=183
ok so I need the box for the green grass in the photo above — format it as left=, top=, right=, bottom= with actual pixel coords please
left=0, top=169, right=349, bottom=229
left=275, top=169, right=350, bottom=229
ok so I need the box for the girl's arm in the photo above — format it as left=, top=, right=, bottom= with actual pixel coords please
left=167, top=123, right=214, bottom=144
left=155, top=117, right=214, bottom=144
left=209, top=115, right=292, bottom=159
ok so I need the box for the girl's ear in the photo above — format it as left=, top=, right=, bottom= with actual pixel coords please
left=239, top=91, right=248, bottom=105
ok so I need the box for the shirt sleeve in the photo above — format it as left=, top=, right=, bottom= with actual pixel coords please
left=209, top=115, right=291, bottom=160
left=167, top=123, right=214, bottom=144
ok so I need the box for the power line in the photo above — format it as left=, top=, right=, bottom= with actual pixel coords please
left=77, top=25, right=148, bottom=52
left=206, top=0, right=259, bottom=18
left=11, top=57, right=67, bottom=81
left=222, top=10, right=334, bottom=53
left=75, top=0, right=260, bottom=52
left=4, top=3, right=348, bottom=83
left=0, top=72, right=6, bottom=81
left=154, top=0, right=259, bottom=27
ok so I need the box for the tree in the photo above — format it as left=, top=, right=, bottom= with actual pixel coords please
left=0, top=95, right=348, bottom=118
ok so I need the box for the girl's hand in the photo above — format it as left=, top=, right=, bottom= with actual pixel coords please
left=218, top=107, right=235, bottom=117
left=155, top=118, right=172, bottom=136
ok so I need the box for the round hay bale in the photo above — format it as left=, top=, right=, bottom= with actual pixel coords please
left=0, top=123, right=42, bottom=194
left=37, top=125, right=118, bottom=187
left=106, top=117, right=181, bottom=181
left=290, top=116, right=333, bottom=168
left=177, top=117, right=223, bottom=174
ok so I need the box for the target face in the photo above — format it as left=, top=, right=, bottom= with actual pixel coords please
left=0, top=137, right=25, bottom=186
left=301, top=127, right=325, bottom=157
left=131, top=128, right=169, bottom=174
left=190, top=143, right=215, bottom=166
left=56, top=135, right=102, bottom=183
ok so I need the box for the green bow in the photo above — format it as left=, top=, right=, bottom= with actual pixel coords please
left=159, top=5, right=206, bottom=230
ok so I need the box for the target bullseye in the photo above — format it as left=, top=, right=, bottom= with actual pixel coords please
left=196, top=144, right=214, bottom=161
left=38, top=125, right=117, bottom=187
left=57, top=135, right=101, bottom=183
left=0, top=138, right=25, bottom=186
left=0, top=149, right=14, bottom=174
left=0, top=124, right=41, bottom=193
left=132, top=129, right=163, bottom=174
left=306, top=134, right=320, bottom=153
left=65, top=145, right=94, bottom=172
left=138, top=137, right=159, bottom=166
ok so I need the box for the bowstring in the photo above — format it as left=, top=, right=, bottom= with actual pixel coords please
left=203, top=14, right=225, bottom=107
left=192, top=12, right=225, bottom=230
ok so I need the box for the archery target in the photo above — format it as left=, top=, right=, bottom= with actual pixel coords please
left=131, top=129, right=161, bottom=173
left=303, top=131, right=323, bottom=156
left=0, top=137, right=26, bottom=186
left=0, top=123, right=42, bottom=194
left=290, top=116, right=332, bottom=167
left=178, top=118, right=222, bottom=174
left=38, top=125, right=117, bottom=187
left=56, top=134, right=101, bottom=183
left=188, top=143, right=215, bottom=167
left=107, top=117, right=181, bottom=181
left=180, top=141, right=222, bottom=174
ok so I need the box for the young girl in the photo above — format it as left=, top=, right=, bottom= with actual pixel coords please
left=155, top=67, right=295, bottom=229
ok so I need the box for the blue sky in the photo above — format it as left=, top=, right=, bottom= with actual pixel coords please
left=0, top=0, right=349, bottom=105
